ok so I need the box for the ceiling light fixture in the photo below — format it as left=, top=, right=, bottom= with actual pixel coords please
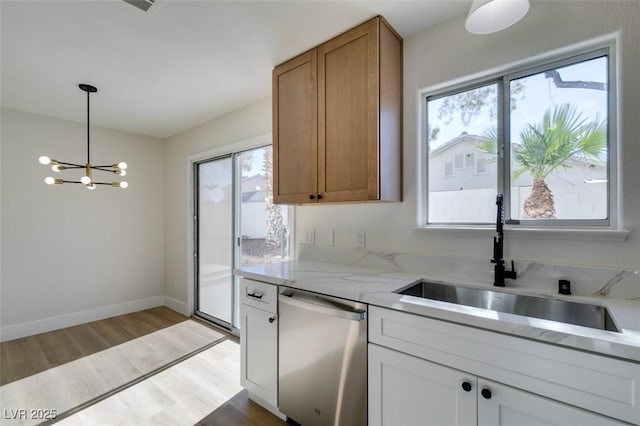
left=39, top=84, right=128, bottom=190
left=465, top=0, right=530, bottom=35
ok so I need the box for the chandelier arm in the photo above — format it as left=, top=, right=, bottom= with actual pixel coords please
left=93, top=181, right=117, bottom=185
left=92, top=165, right=117, bottom=168
left=91, top=166, right=116, bottom=172
left=56, top=161, right=84, bottom=168
left=62, top=180, right=84, bottom=184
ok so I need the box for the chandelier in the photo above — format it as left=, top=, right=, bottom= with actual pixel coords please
left=39, top=84, right=128, bottom=190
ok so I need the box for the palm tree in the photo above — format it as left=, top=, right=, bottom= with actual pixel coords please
left=478, top=103, right=606, bottom=218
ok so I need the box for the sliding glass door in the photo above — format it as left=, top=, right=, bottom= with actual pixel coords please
left=195, top=155, right=234, bottom=326
left=195, top=145, right=290, bottom=330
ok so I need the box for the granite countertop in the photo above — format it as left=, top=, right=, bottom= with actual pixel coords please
left=236, top=258, right=640, bottom=363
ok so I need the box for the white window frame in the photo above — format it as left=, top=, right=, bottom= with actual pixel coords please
left=417, top=38, right=628, bottom=241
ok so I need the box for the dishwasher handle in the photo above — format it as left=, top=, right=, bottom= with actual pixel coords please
left=279, top=293, right=366, bottom=322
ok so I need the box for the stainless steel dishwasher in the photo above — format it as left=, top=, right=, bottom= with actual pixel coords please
left=278, top=287, right=367, bottom=426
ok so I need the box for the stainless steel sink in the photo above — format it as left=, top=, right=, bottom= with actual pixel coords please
left=395, top=280, right=620, bottom=332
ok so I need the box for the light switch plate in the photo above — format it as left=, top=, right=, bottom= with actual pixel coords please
left=303, top=229, right=315, bottom=245
left=355, top=230, right=366, bottom=248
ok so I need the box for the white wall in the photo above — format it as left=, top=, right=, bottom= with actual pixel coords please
left=0, top=109, right=165, bottom=339
left=164, top=98, right=272, bottom=310
left=296, top=1, right=640, bottom=270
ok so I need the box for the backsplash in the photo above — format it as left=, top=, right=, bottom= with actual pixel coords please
left=297, top=246, right=640, bottom=300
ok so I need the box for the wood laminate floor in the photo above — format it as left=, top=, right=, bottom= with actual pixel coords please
left=1, top=307, right=188, bottom=386
left=0, top=307, right=286, bottom=426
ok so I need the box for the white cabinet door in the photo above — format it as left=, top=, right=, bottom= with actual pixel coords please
left=369, top=344, right=476, bottom=426
left=478, top=379, right=628, bottom=426
left=240, top=304, right=277, bottom=406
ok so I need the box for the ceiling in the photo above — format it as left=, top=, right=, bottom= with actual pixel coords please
left=1, top=0, right=470, bottom=139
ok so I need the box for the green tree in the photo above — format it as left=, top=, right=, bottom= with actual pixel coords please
left=479, top=103, right=606, bottom=219
left=430, top=82, right=526, bottom=142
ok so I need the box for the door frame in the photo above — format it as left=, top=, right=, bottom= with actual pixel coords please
left=186, top=132, right=294, bottom=333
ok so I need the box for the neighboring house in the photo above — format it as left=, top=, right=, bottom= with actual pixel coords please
left=429, top=133, right=607, bottom=221
left=429, top=133, right=496, bottom=193
left=240, top=174, right=268, bottom=238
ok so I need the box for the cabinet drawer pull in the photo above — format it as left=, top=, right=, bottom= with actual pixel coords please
left=247, top=291, right=264, bottom=300
left=268, top=316, right=276, bottom=323
left=317, top=194, right=323, bottom=200
left=309, top=194, right=316, bottom=200
left=461, top=381, right=472, bottom=392
left=481, top=388, right=492, bottom=399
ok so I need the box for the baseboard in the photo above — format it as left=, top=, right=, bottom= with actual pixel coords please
left=163, top=296, right=189, bottom=317
left=0, top=296, right=165, bottom=342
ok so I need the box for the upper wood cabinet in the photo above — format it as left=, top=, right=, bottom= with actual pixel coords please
left=273, top=16, right=402, bottom=204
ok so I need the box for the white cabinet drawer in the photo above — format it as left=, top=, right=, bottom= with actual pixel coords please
left=369, top=306, right=640, bottom=424
left=240, top=278, right=277, bottom=313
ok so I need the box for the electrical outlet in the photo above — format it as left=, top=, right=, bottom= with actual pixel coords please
left=355, top=230, right=366, bottom=248
left=303, top=229, right=315, bottom=245
left=325, top=229, right=334, bottom=247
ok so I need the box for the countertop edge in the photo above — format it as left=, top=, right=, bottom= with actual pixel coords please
left=235, top=265, right=640, bottom=362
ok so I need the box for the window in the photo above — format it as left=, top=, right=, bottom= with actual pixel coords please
left=465, top=153, right=475, bottom=168
left=476, top=157, right=488, bottom=175
left=444, top=161, right=454, bottom=177
left=426, top=48, right=612, bottom=226
left=454, top=153, right=464, bottom=169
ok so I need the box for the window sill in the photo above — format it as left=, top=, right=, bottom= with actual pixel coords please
left=415, top=226, right=630, bottom=242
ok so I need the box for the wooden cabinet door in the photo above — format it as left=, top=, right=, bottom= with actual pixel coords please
left=477, top=379, right=627, bottom=426
left=273, top=50, right=318, bottom=204
left=240, top=304, right=278, bottom=406
left=369, top=344, right=477, bottom=426
left=318, top=19, right=379, bottom=202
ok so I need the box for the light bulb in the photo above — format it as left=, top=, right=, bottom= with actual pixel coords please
left=45, top=177, right=55, bottom=185
left=39, top=156, right=51, bottom=165
left=120, top=181, right=128, bottom=189
left=116, top=169, right=127, bottom=177
left=80, top=176, right=91, bottom=185
left=52, top=165, right=64, bottom=172
left=86, top=183, right=96, bottom=190
left=117, top=162, right=128, bottom=170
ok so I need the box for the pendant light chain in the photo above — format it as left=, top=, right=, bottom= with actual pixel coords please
left=87, top=88, right=90, bottom=166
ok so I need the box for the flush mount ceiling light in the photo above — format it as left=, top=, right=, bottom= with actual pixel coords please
left=39, top=84, right=128, bottom=190
left=465, top=0, right=530, bottom=34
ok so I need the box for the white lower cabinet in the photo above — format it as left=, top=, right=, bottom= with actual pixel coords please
left=368, top=306, right=639, bottom=425
left=369, top=344, right=629, bottom=426
left=240, top=279, right=278, bottom=407
left=477, top=378, right=627, bottom=426
left=369, top=343, right=476, bottom=426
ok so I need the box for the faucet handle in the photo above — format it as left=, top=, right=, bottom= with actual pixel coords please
left=505, top=260, right=517, bottom=280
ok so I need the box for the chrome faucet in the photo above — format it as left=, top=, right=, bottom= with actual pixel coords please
left=491, top=193, right=516, bottom=287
